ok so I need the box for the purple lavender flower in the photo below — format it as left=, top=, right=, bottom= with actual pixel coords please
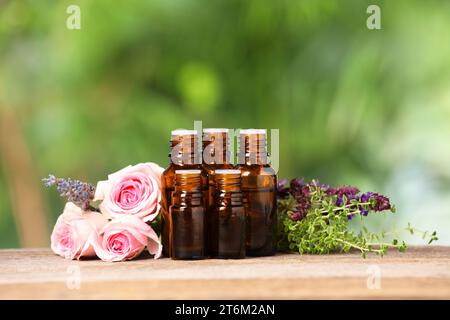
left=358, top=192, right=373, bottom=216
left=293, top=195, right=310, bottom=219
left=43, top=174, right=56, bottom=187
left=309, top=179, right=329, bottom=191
left=278, top=178, right=287, bottom=189
left=359, top=206, right=369, bottom=216
left=290, top=211, right=303, bottom=221
left=290, top=179, right=311, bottom=221
left=371, top=193, right=391, bottom=211
left=328, top=185, right=360, bottom=207
left=277, top=179, right=290, bottom=198
left=360, top=192, right=374, bottom=203
left=327, top=186, right=360, bottom=197
left=290, top=178, right=310, bottom=200
left=359, top=192, right=391, bottom=212
left=326, top=188, right=334, bottom=195
left=290, top=178, right=306, bottom=193
left=42, top=175, right=96, bottom=211
left=341, top=186, right=360, bottom=195
left=345, top=194, right=360, bottom=219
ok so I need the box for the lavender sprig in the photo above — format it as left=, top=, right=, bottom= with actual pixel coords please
left=42, top=174, right=97, bottom=211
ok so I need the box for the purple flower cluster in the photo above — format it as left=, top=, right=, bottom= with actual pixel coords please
left=290, top=178, right=311, bottom=221
left=361, top=192, right=391, bottom=212
left=326, top=186, right=361, bottom=218
left=277, top=178, right=392, bottom=222
left=278, top=178, right=311, bottom=221
left=326, top=186, right=360, bottom=196
left=277, top=179, right=290, bottom=198
left=43, top=174, right=95, bottom=211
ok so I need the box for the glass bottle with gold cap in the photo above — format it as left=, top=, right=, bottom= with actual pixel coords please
left=170, top=169, right=205, bottom=260
left=161, top=130, right=208, bottom=257
left=237, top=129, right=277, bottom=256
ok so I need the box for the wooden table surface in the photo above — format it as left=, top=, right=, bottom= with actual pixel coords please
left=0, top=246, right=449, bottom=299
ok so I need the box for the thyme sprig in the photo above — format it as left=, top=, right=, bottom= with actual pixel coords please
left=277, top=179, right=438, bottom=257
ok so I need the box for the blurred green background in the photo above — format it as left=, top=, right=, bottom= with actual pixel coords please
left=1, top=0, right=449, bottom=248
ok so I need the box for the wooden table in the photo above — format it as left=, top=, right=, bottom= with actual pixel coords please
left=0, top=246, right=449, bottom=299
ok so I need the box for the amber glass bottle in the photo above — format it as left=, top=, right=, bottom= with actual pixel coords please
left=209, top=169, right=245, bottom=259
left=170, top=170, right=205, bottom=260
left=237, top=129, right=277, bottom=256
left=202, top=129, right=234, bottom=256
left=161, top=130, right=208, bottom=257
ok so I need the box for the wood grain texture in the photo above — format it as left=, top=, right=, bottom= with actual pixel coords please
left=0, top=246, right=449, bottom=299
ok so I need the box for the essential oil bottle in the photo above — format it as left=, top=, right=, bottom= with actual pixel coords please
left=161, top=130, right=208, bottom=257
left=209, top=169, right=245, bottom=259
left=202, top=128, right=234, bottom=257
left=237, top=129, right=277, bottom=256
left=169, top=170, right=206, bottom=260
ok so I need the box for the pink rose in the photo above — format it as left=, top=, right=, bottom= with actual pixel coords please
left=93, top=215, right=162, bottom=262
left=94, top=162, right=164, bottom=222
left=51, top=202, right=108, bottom=260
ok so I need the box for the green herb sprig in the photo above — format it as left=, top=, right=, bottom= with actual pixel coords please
left=277, top=179, right=438, bottom=257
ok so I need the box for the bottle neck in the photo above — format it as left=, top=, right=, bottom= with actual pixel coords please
left=169, top=134, right=200, bottom=165
left=238, top=134, right=268, bottom=165
left=202, top=132, right=231, bottom=165
left=172, top=172, right=202, bottom=207
left=213, top=173, right=242, bottom=207
left=214, top=174, right=241, bottom=192
left=171, top=192, right=202, bottom=207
